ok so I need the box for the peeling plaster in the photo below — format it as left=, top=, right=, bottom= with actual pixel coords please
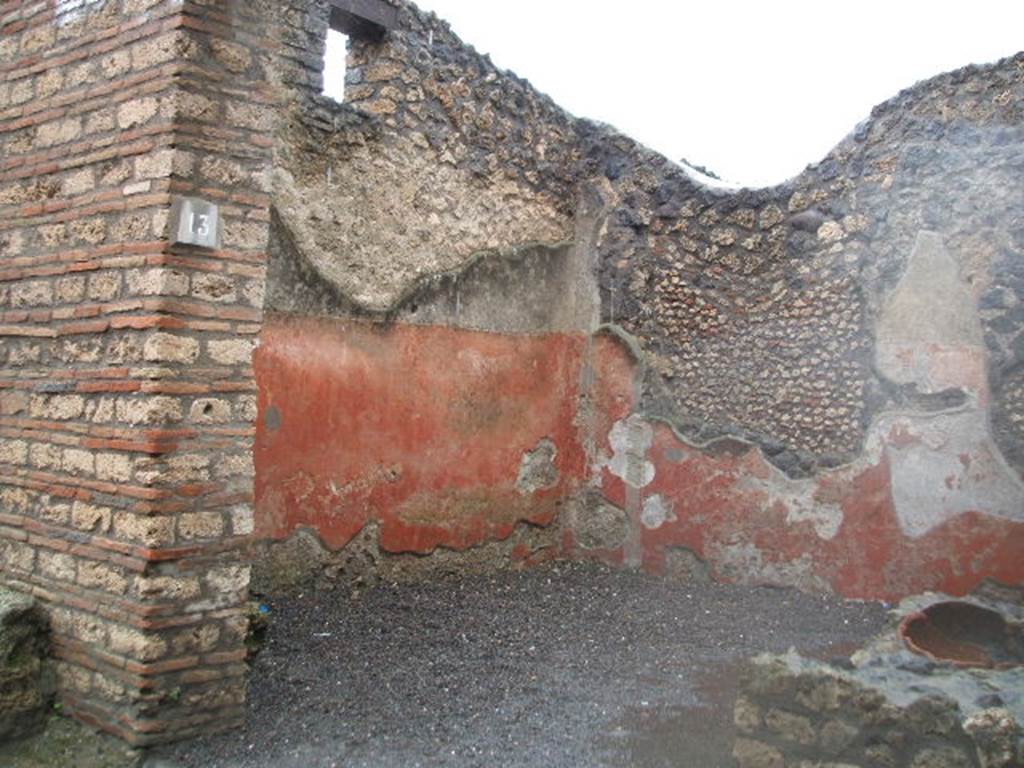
left=516, top=439, right=559, bottom=495
left=571, top=497, right=629, bottom=551
left=870, top=229, right=1024, bottom=537
left=640, top=494, right=674, bottom=530
left=606, top=415, right=655, bottom=489
left=706, top=542, right=831, bottom=593
left=869, top=410, right=1024, bottom=538
left=738, top=469, right=844, bottom=540
left=876, top=231, right=987, bottom=399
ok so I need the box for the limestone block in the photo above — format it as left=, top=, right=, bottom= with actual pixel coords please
left=77, top=561, right=129, bottom=595
left=143, top=333, right=200, bottom=364
left=107, top=625, right=167, bottom=662
left=179, top=512, right=224, bottom=540
left=116, top=98, right=157, bottom=130
left=112, top=512, right=175, bottom=548
left=964, top=708, right=1022, bottom=768
left=732, top=737, right=784, bottom=768
left=207, top=339, right=255, bottom=366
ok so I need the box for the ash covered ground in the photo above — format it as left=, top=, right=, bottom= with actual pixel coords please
left=154, top=562, right=888, bottom=768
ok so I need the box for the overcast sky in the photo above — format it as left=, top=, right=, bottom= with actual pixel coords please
left=324, top=1, right=1024, bottom=188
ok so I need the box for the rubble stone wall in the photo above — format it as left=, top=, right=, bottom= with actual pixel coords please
left=733, top=654, right=1023, bottom=768
left=253, top=0, right=602, bottom=587
left=579, top=55, right=1024, bottom=598
left=591, top=57, right=1024, bottom=477
left=270, top=1, right=581, bottom=314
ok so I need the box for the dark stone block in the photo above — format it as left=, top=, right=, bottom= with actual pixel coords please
left=789, top=209, right=827, bottom=233
left=0, top=589, right=52, bottom=743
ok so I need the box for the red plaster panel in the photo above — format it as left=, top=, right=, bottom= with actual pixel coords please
left=557, top=332, right=638, bottom=560
left=608, top=425, right=1024, bottom=601
left=585, top=340, right=1024, bottom=601
left=255, top=318, right=1022, bottom=601
left=254, top=316, right=588, bottom=553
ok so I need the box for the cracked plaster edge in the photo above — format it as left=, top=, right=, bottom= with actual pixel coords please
left=589, top=323, right=1023, bottom=539
left=260, top=510, right=564, bottom=559
left=265, top=203, right=574, bottom=325
left=594, top=316, right=1022, bottom=485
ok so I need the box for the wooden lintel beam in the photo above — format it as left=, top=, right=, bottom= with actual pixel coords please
left=327, top=0, right=399, bottom=40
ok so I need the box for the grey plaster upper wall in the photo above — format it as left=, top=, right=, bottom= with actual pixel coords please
left=265, top=0, right=1024, bottom=479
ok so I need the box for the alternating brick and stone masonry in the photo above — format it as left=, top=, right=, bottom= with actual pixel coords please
left=0, top=0, right=281, bottom=744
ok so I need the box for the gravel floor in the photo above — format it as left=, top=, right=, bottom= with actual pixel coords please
left=156, top=562, right=890, bottom=768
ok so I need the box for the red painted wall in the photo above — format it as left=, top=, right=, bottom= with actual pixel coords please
left=575, top=338, right=1024, bottom=601
left=595, top=425, right=1024, bottom=601
left=254, top=319, right=1023, bottom=600
left=254, top=315, right=588, bottom=554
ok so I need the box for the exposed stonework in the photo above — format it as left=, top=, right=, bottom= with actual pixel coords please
left=267, top=0, right=584, bottom=314
left=271, top=133, right=572, bottom=312
left=248, top=520, right=561, bottom=595
left=564, top=491, right=628, bottom=552
left=516, top=439, right=559, bottom=495
left=3, top=0, right=1023, bottom=746
left=252, top=0, right=1023, bottom=600
left=733, top=593, right=1024, bottom=768
left=593, top=60, right=1024, bottom=478
left=0, top=588, right=51, bottom=742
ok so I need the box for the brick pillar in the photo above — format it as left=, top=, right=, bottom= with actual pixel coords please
left=0, top=0, right=296, bottom=744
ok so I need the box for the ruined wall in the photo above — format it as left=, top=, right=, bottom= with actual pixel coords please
left=252, top=0, right=603, bottom=587
left=732, top=588, right=1024, bottom=768
left=580, top=55, right=1024, bottom=599
left=1, top=0, right=1021, bottom=745
left=270, top=1, right=581, bottom=313
left=0, top=0, right=295, bottom=744
left=589, top=57, right=1024, bottom=476
left=733, top=654, right=1022, bottom=768
left=255, top=0, right=1024, bottom=599
left=254, top=0, right=1024, bottom=600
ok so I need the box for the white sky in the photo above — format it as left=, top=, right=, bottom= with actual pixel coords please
left=324, top=1, right=1024, bottom=188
